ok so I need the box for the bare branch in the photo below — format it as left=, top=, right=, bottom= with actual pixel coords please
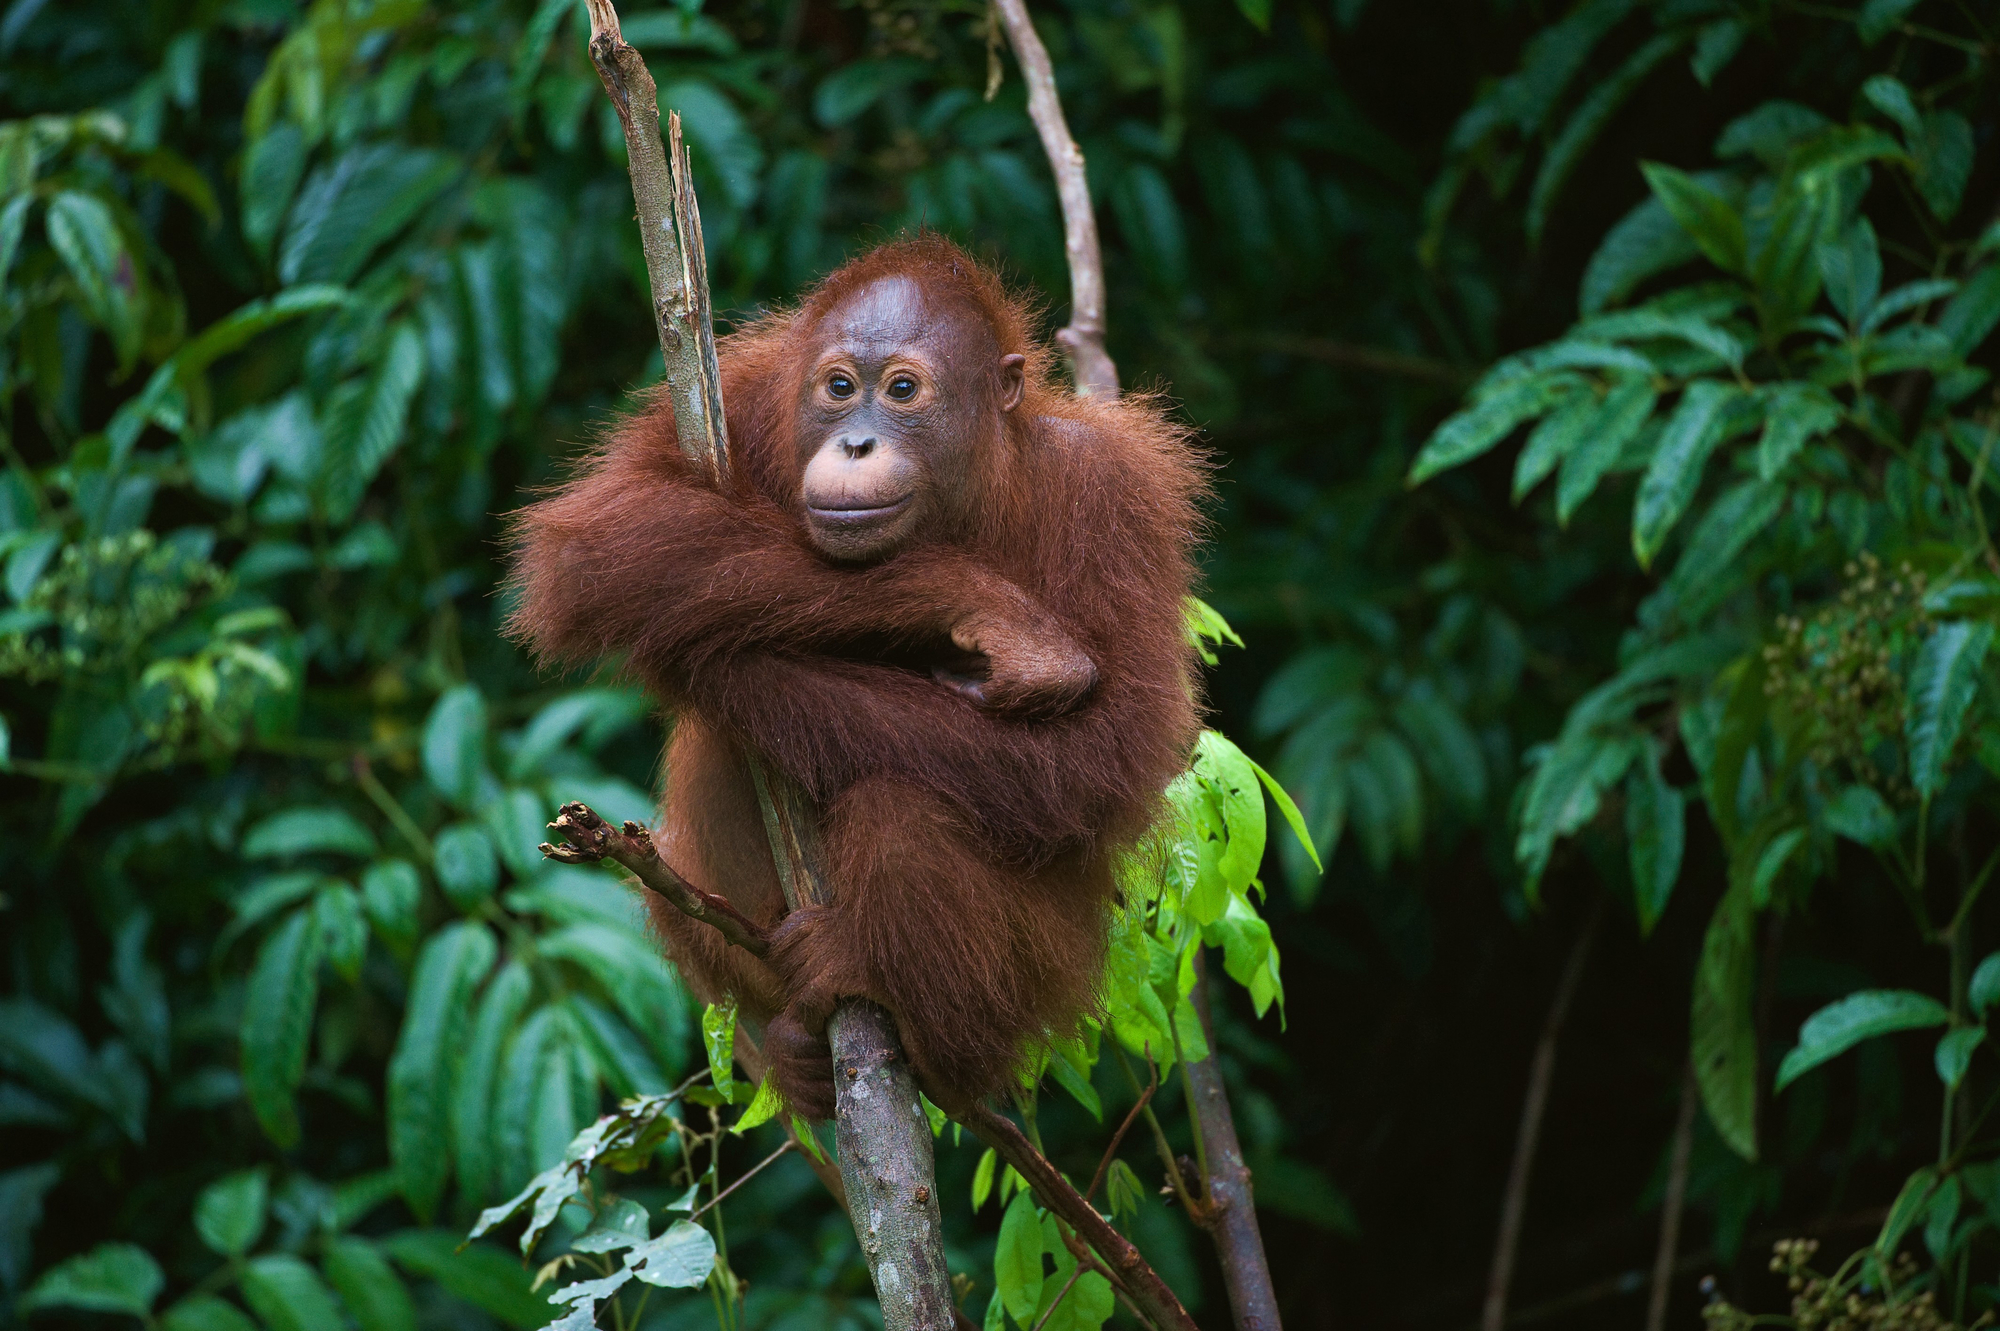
left=1645, top=1066, right=1698, bottom=1331
left=960, top=1101, right=1199, bottom=1331
left=1481, top=900, right=1604, bottom=1331
left=1187, top=951, right=1281, bottom=1331
left=990, top=0, right=1117, bottom=399
left=541, top=801, right=770, bottom=956
left=583, top=0, right=727, bottom=482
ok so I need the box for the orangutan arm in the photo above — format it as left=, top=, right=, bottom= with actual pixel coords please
left=504, top=439, right=1093, bottom=713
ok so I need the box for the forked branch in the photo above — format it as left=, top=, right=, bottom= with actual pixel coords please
left=541, top=801, right=770, bottom=956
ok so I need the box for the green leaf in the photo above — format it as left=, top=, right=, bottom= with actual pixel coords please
left=1877, top=1167, right=1940, bottom=1265
left=1823, top=785, right=1896, bottom=848
left=1194, top=730, right=1266, bottom=900
left=1511, top=389, right=1598, bottom=502
left=1232, top=0, right=1272, bottom=30
left=453, top=960, right=533, bottom=1209
left=1907, top=622, right=1994, bottom=800
left=20, top=1243, right=163, bottom=1318
left=160, top=1295, right=260, bottom=1331
left=1909, top=110, right=1973, bottom=221
left=1755, top=383, right=1840, bottom=481
left=1632, top=380, right=1744, bottom=569
left=381, top=1230, right=557, bottom=1329
left=1775, top=989, right=1951, bottom=1091
left=321, top=321, right=425, bottom=520
left=628, top=1220, right=718, bottom=1289
left=971, top=1147, right=999, bottom=1210
left=314, top=884, right=368, bottom=982
left=1750, top=827, right=1806, bottom=908
left=241, top=1255, right=348, bottom=1331
left=1245, top=752, right=1320, bottom=873
left=1625, top=756, right=1683, bottom=936
left=570, top=1199, right=651, bottom=1254
left=433, top=822, right=499, bottom=910
left=388, top=922, right=496, bottom=1221
left=702, top=997, right=738, bottom=1100
left=423, top=685, right=490, bottom=809
left=1689, top=19, right=1742, bottom=86
left=241, top=123, right=306, bottom=260
left=46, top=190, right=141, bottom=365
left=1526, top=34, right=1681, bottom=248
left=812, top=58, right=925, bottom=128
left=1580, top=194, right=1702, bottom=315
left=1640, top=162, right=1746, bottom=275
left=324, top=1237, right=417, bottom=1331
left=361, top=860, right=421, bottom=948
left=995, top=1189, right=1045, bottom=1322
left=1557, top=376, right=1657, bottom=524
left=733, top=1070, right=783, bottom=1134
left=1971, top=952, right=2000, bottom=1016
left=240, top=908, right=322, bottom=1148
left=1817, top=217, right=1882, bottom=325
left=241, top=806, right=379, bottom=860
left=279, top=145, right=460, bottom=286
left=1939, top=266, right=2000, bottom=357
left=1407, top=372, right=1578, bottom=486
left=193, top=1169, right=268, bottom=1257
left=1692, top=881, right=1758, bottom=1159
left=1936, top=1028, right=1983, bottom=1091
left=1857, top=0, right=1919, bottom=42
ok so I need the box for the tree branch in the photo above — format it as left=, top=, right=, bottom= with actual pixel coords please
left=542, top=802, right=770, bottom=956
left=577, top=7, right=951, bottom=1326
left=960, top=1102, right=1199, bottom=1331
left=1480, top=899, right=1604, bottom=1331
left=1644, top=1065, right=1698, bottom=1331
left=993, top=5, right=1283, bottom=1321
left=1188, top=951, right=1281, bottom=1331
left=991, top=0, right=1116, bottom=399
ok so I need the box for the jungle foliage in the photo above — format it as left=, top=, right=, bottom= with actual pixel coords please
left=1, top=0, right=1998, bottom=1328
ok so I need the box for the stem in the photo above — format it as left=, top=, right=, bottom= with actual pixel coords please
left=541, top=801, right=771, bottom=956
left=959, top=1101, right=1200, bottom=1331
left=989, top=0, right=1116, bottom=398
left=1185, top=951, right=1280, bottom=1331
left=690, top=1140, right=794, bottom=1223
left=1085, top=1071, right=1156, bottom=1205
left=1114, top=1046, right=1198, bottom=1214
left=1645, top=1066, right=1698, bottom=1331
left=1030, top=1264, right=1087, bottom=1331
left=1481, top=900, right=1603, bottom=1331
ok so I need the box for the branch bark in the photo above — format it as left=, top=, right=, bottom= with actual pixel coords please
left=1480, top=899, right=1604, bottom=1331
left=990, top=0, right=1116, bottom=399
left=960, top=1102, right=1199, bottom=1331
left=541, top=802, right=769, bottom=956
left=1188, top=951, right=1280, bottom=1331
left=579, top=8, right=950, bottom=1327
left=993, top=4, right=1283, bottom=1321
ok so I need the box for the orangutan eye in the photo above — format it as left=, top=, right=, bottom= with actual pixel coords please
left=886, top=375, right=918, bottom=401
left=827, top=373, right=855, bottom=399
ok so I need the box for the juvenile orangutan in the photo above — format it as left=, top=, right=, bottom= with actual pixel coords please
left=506, top=235, right=1206, bottom=1116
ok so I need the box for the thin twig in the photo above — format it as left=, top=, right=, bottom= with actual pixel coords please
left=1085, top=1070, right=1157, bottom=1205
left=1480, top=898, right=1605, bottom=1331
left=1030, top=1264, right=1087, bottom=1331
left=960, top=1101, right=1199, bottom=1331
left=689, top=1139, right=795, bottom=1222
left=541, top=801, right=771, bottom=956
left=989, top=0, right=1116, bottom=398
left=1645, top=1065, right=1698, bottom=1331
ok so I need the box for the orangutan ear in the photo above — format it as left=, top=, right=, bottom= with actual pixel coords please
left=998, top=354, right=1026, bottom=412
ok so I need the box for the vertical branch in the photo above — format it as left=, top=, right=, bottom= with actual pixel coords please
left=1188, top=952, right=1281, bottom=1331
left=1646, top=1066, right=1699, bottom=1331
left=990, top=0, right=1118, bottom=399
left=992, top=3, right=1282, bottom=1322
left=584, top=0, right=727, bottom=482
left=581, top=6, right=952, bottom=1328
left=1480, top=900, right=1604, bottom=1331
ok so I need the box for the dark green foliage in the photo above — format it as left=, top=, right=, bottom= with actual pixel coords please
left=3, top=0, right=1999, bottom=1327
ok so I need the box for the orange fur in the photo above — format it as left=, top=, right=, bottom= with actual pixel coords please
left=506, top=237, right=1207, bottom=1114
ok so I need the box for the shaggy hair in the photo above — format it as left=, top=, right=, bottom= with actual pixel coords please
left=506, top=236, right=1208, bottom=1113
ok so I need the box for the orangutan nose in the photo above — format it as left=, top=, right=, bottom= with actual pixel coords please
left=840, top=437, right=876, bottom=459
